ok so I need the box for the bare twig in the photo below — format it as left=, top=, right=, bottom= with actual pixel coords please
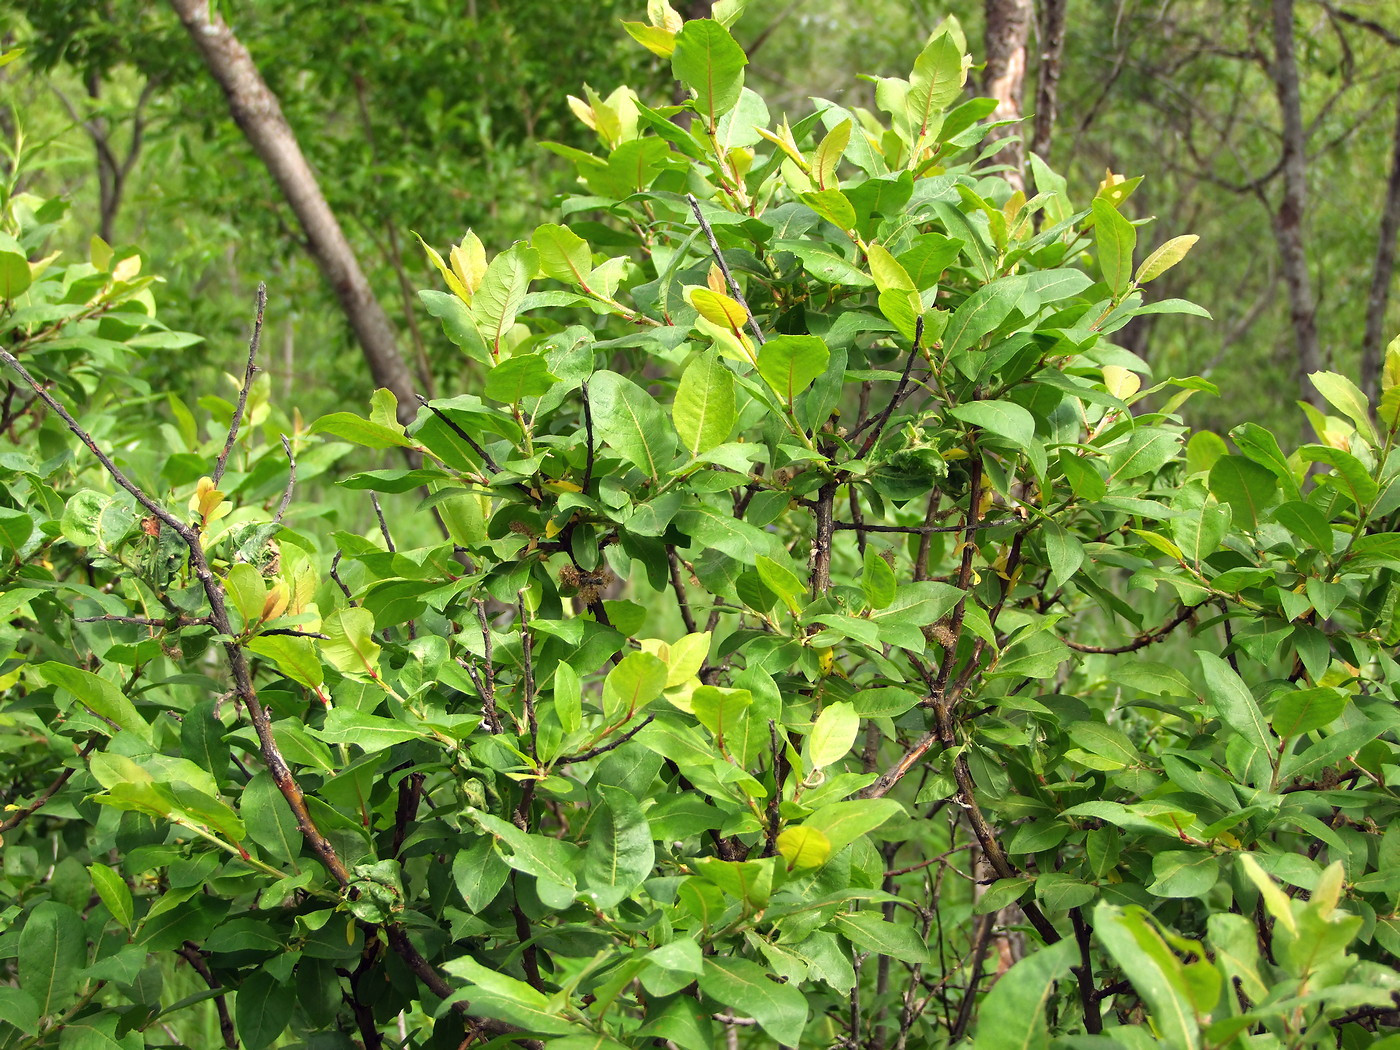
left=330, top=551, right=355, bottom=602
left=213, top=284, right=267, bottom=485
left=369, top=493, right=396, bottom=553
left=686, top=193, right=766, bottom=346
left=855, top=315, right=924, bottom=456
left=274, top=435, right=296, bottom=524
left=667, top=546, right=699, bottom=634
left=414, top=394, right=502, bottom=473
left=557, top=715, right=656, bottom=765
left=1064, top=603, right=1196, bottom=653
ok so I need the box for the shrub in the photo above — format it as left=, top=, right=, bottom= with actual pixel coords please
left=4, top=9, right=1400, bottom=1050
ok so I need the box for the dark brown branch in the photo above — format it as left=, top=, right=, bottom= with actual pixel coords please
left=329, top=551, right=355, bottom=603
left=213, top=284, right=266, bottom=486
left=1063, top=603, right=1196, bottom=653
left=558, top=715, right=656, bottom=765
left=473, top=601, right=502, bottom=733
left=414, top=395, right=502, bottom=474
left=0, top=738, right=99, bottom=834
left=855, top=316, right=924, bottom=457
left=686, top=193, right=766, bottom=346
left=177, top=943, right=238, bottom=1050
left=810, top=479, right=837, bottom=596
left=667, top=546, right=699, bottom=634
left=1070, top=907, right=1103, bottom=1034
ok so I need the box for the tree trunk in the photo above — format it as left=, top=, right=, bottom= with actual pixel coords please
left=1268, top=0, right=1323, bottom=410
left=167, top=0, right=419, bottom=424
left=1030, top=0, right=1067, bottom=163
left=1361, top=84, right=1400, bottom=403
left=983, top=0, right=1033, bottom=193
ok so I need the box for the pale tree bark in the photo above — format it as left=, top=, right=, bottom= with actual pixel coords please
left=167, top=0, right=419, bottom=424
left=1268, top=0, right=1323, bottom=409
left=983, top=0, right=1033, bottom=193
left=1360, top=64, right=1400, bottom=402
left=1030, top=0, right=1067, bottom=163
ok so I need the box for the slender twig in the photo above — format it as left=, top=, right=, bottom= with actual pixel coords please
left=810, top=479, right=838, bottom=596
left=0, top=738, right=99, bottom=834
left=762, top=719, right=784, bottom=858
left=581, top=380, right=595, bottom=496
left=74, top=614, right=211, bottom=627
left=474, top=601, right=501, bottom=731
left=1064, top=603, right=1197, bottom=653
left=518, top=593, right=538, bottom=759
left=858, top=730, right=942, bottom=800
left=177, top=943, right=237, bottom=1050
left=686, top=193, right=766, bottom=346
left=458, top=657, right=501, bottom=734
left=213, top=284, right=266, bottom=485
left=330, top=551, right=355, bottom=602
left=414, top=394, right=502, bottom=474
left=833, top=517, right=1021, bottom=535
left=369, top=493, right=396, bottom=553
left=259, top=628, right=329, bottom=639
left=557, top=715, right=656, bottom=765
left=856, top=316, right=924, bottom=456
left=949, top=911, right=997, bottom=1041
left=667, top=546, right=699, bottom=634
left=274, top=435, right=296, bottom=524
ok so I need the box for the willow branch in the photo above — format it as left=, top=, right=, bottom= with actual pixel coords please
left=213, top=283, right=266, bottom=485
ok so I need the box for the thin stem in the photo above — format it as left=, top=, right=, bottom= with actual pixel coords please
left=213, top=283, right=266, bottom=486
left=686, top=193, right=767, bottom=346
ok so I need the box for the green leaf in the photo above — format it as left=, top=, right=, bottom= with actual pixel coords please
left=1042, top=522, right=1084, bottom=590
left=0, top=250, right=31, bottom=298
left=1198, top=652, right=1272, bottom=755
left=691, top=685, right=752, bottom=745
left=861, top=544, right=897, bottom=610
left=321, top=607, right=382, bottom=679
left=1092, top=198, right=1137, bottom=297
left=582, top=784, right=655, bottom=909
left=905, top=28, right=967, bottom=145
left=180, top=700, right=230, bottom=788
left=1300, top=444, right=1379, bottom=508
left=471, top=242, right=538, bottom=357
left=1135, top=235, right=1198, bottom=285
left=674, top=351, right=737, bottom=457
left=800, top=189, right=857, bottom=231
left=1310, top=371, right=1377, bottom=443
left=698, top=957, right=807, bottom=1046
left=308, top=411, right=416, bottom=450
left=603, top=651, right=669, bottom=722
left=531, top=223, right=593, bottom=286
left=453, top=837, right=510, bottom=913
left=1271, top=686, right=1347, bottom=738
left=943, top=278, right=1021, bottom=355
left=246, top=634, right=324, bottom=690
left=589, top=370, right=677, bottom=480
left=971, top=939, right=1076, bottom=1050
left=87, top=864, right=134, bottom=931
left=485, top=354, right=558, bottom=404
left=38, top=663, right=152, bottom=743
left=554, top=661, right=582, bottom=735
left=0, top=507, right=32, bottom=552
left=19, top=902, right=84, bottom=1017
left=671, top=19, right=747, bottom=127
left=1148, top=851, right=1219, bottom=898
left=756, top=335, right=830, bottom=406
left=807, top=702, right=859, bottom=769
left=236, top=971, right=295, bottom=1050
left=242, top=772, right=302, bottom=868
left=950, top=399, right=1036, bottom=448
left=317, top=708, right=439, bottom=751
left=776, top=826, right=831, bottom=870
left=755, top=555, right=805, bottom=613
left=831, top=911, right=929, bottom=963
left=805, top=798, right=904, bottom=854
left=1207, top=455, right=1279, bottom=531
left=1093, top=903, right=1200, bottom=1050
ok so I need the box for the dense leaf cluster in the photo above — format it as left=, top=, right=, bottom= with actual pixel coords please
left=3, top=8, right=1400, bottom=1050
